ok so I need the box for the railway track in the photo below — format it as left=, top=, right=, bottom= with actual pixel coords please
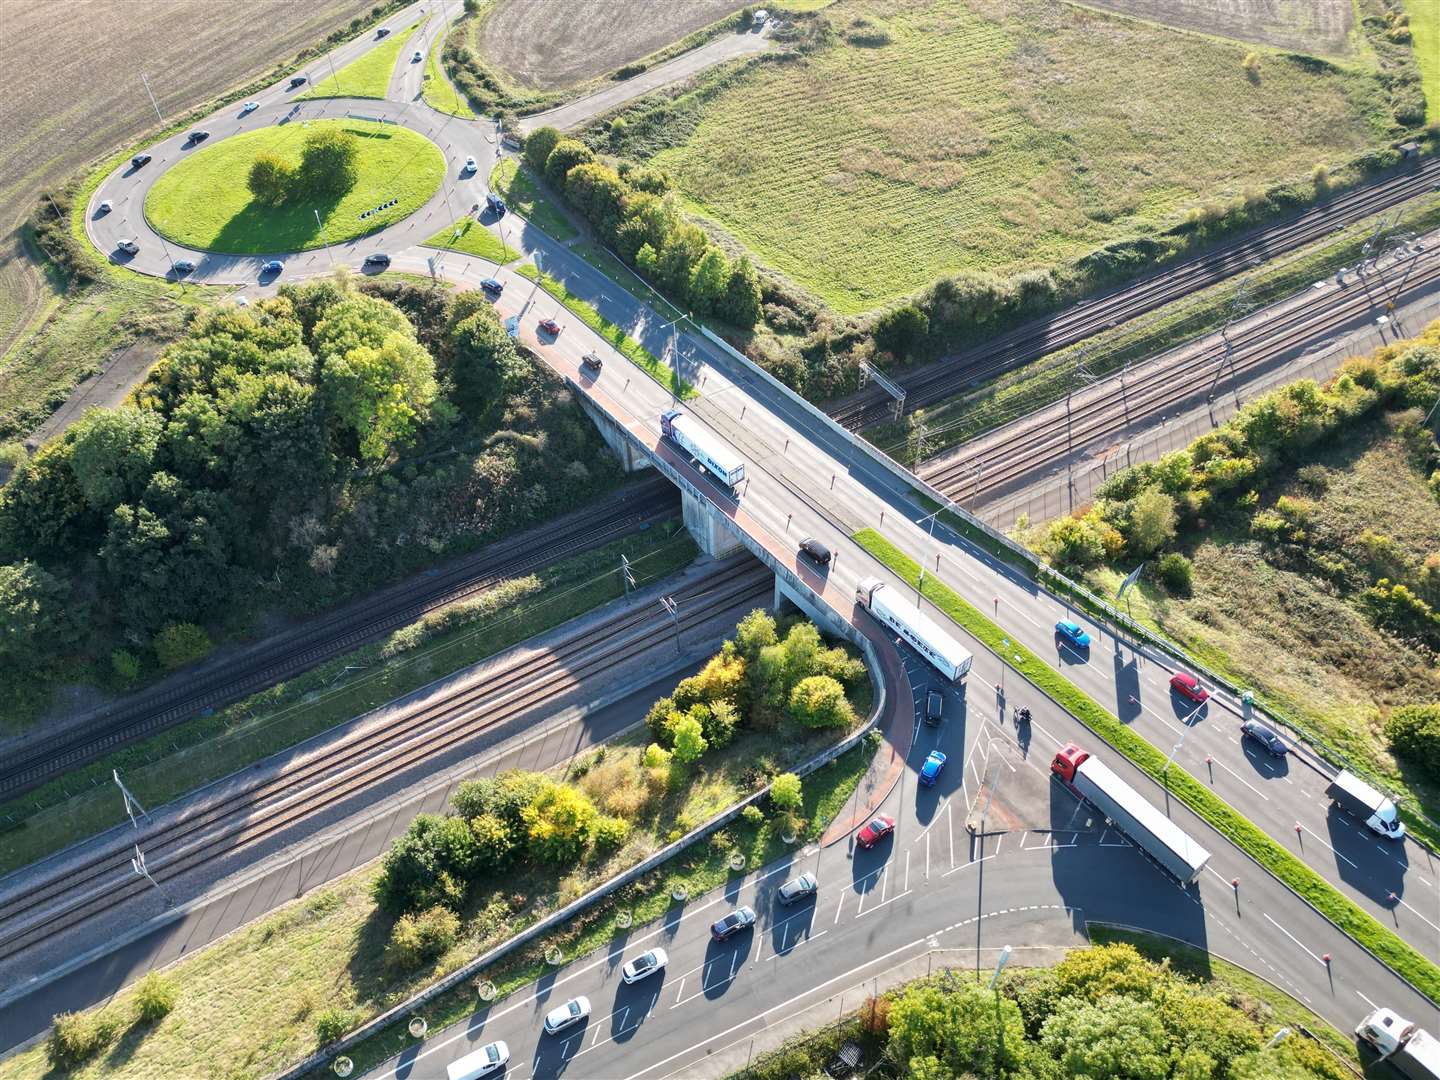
left=919, top=245, right=1440, bottom=502
left=0, top=559, right=771, bottom=963
left=0, top=478, right=680, bottom=799
left=832, top=156, right=1440, bottom=431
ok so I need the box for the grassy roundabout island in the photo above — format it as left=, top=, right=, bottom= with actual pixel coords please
left=144, top=119, right=444, bottom=254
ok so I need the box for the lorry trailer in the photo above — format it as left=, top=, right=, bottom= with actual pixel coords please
left=1326, top=769, right=1405, bottom=840
left=855, top=577, right=973, bottom=682
left=1356, top=1009, right=1440, bottom=1080
left=660, top=410, right=745, bottom=492
left=1051, top=743, right=1211, bottom=885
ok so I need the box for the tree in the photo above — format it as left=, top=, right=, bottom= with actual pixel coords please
left=467, top=811, right=518, bottom=870
left=688, top=247, right=730, bottom=315
left=887, top=981, right=1027, bottom=1077
left=521, top=779, right=598, bottom=862
left=0, top=562, right=77, bottom=669
left=523, top=126, right=562, bottom=174
left=1039, top=994, right=1170, bottom=1079
left=296, top=127, right=360, bottom=198
left=66, top=406, right=164, bottom=513
left=770, top=772, right=802, bottom=811
left=719, top=256, right=762, bottom=328
left=1156, top=552, right=1193, bottom=596
left=1128, top=489, right=1177, bottom=556
left=247, top=151, right=293, bottom=204
left=311, top=294, right=413, bottom=359
left=1385, top=704, right=1440, bottom=777
left=320, top=333, right=440, bottom=461
left=789, top=674, right=854, bottom=728
left=373, top=813, right=451, bottom=913
left=543, top=138, right=595, bottom=190
left=655, top=223, right=709, bottom=299
left=0, top=443, right=88, bottom=559
left=1045, top=516, right=1105, bottom=568
left=153, top=622, right=213, bottom=669
left=450, top=307, right=524, bottom=411
left=564, top=161, right=629, bottom=241
left=873, top=304, right=929, bottom=359
left=669, top=713, right=707, bottom=764
left=734, top=608, right=777, bottom=662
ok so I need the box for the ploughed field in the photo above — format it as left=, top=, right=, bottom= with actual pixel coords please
left=640, top=0, right=1397, bottom=314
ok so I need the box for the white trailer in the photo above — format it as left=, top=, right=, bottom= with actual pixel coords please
left=855, top=577, right=973, bottom=682
left=661, top=410, right=745, bottom=492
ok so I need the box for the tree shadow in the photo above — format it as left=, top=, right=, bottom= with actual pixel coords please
left=211, top=189, right=345, bottom=254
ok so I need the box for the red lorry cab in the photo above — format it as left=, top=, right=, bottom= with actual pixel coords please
left=1051, top=743, right=1088, bottom=783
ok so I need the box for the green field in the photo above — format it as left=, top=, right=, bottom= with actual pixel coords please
left=423, top=217, right=518, bottom=264
left=301, top=18, right=425, bottom=99
left=642, top=0, right=1396, bottom=314
left=422, top=22, right=475, bottom=118
left=144, top=120, right=443, bottom=254
left=489, top=157, right=579, bottom=242
left=1411, top=0, right=1440, bottom=122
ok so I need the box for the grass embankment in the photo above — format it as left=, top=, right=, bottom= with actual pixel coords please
left=851, top=527, right=1440, bottom=1004
left=645, top=0, right=1399, bottom=314
left=0, top=527, right=698, bottom=874
left=300, top=19, right=425, bottom=99
left=144, top=120, right=444, bottom=254
left=515, top=262, right=698, bottom=399
left=0, top=657, right=872, bottom=1080
left=1410, top=0, right=1440, bottom=123
left=869, top=194, right=1440, bottom=461
left=488, top=157, right=579, bottom=242
left=421, top=23, right=475, bottom=118
left=422, top=217, right=518, bottom=264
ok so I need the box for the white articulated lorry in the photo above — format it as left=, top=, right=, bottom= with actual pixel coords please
left=660, top=410, right=745, bottom=492
left=855, top=577, right=973, bottom=682
left=1356, top=1009, right=1440, bottom=1080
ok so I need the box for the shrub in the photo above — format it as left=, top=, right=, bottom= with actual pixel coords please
left=642, top=743, right=672, bottom=769
left=523, top=126, right=562, bottom=175
left=153, top=622, right=213, bottom=669
left=741, top=804, right=765, bottom=826
left=111, top=648, right=142, bottom=683
left=670, top=713, right=708, bottom=764
left=645, top=695, right=677, bottom=744
left=789, top=675, right=855, bottom=729
left=592, top=814, right=630, bottom=850
left=386, top=905, right=460, bottom=970
left=133, top=971, right=178, bottom=1023
left=1045, top=516, right=1105, bottom=568
left=873, top=304, right=929, bottom=359
left=770, top=771, right=803, bottom=811
left=522, top=779, right=599, bottom=862
left=314, top=1006, right=355, bottom=1045
left=1126, top=489, right=1176, bottom=556
left=1385, top=704, right=1440, bottom=777
left=859, top=993, right=892, bottom=1035
left=1156, top=552, right=1194, bottom=597
left=47, top=1010, right=119, bottom=1070
left=1242, top=52, right=1261, bottom=79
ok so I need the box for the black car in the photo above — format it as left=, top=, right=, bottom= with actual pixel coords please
left=171, top=259, right=196, bottom=275
left=363, top=252, right=391, bottom=267
left=485, top=193, right=507, bottom=216
left=1241, top=720, right=1288, bottom=756
left=581, top=351, right=603, bottom=373
left=799, top=537, right=831, bottom=566
left=710, top=906, right=756, bottom=941
left=131, top=153, right=152, bottom=168
left=924, top=689, right=943, bottom=726
left=480, top=277, right=504, bottom=296
left=289, top=75, right=308, bottom=88
left=187, top=130, right=209, bottom=143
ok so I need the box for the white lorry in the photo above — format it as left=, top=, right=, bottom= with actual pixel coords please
left=1356, top=1008, right=1440, bottom=1079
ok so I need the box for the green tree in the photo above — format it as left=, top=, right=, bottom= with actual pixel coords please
left=0, top=562, right=77, bottom=669
left=1385, top=703, right=1440, bottom=777
left=321, top=333, right=440, bottom=461
left=1045, top=516, right=1105, bottom=568
left=564, top=161, right=629, bottom=241
left=372, top=814, right=452, bottom=914
left=770, top=772, right=802, bottom=811
left=734, top=608, right=778, bottom=663
left=467, top=811, right=518, bottom=870
left=66, top=406, right=164, bottom=513
left=247, top=151, right=293, bottom=204
left=655, top=223, right=709, bottom=300
left=873, top=304, right=929, bottom=358
left=153, top=622, right=213, bottom=669
left=521, top=779, right=598, bottom=862
left=311, top=294, right=412, bottom=359
left=296, top=127, right=360, bottom=197
left=1156, top=552, right=1193, bottom=596
left=523, top=126, right=562, bottom=174
left=0, top=443, right=87, bottom=559
left=719, top=256, right=762, bottom=328
left=669, top=713, right=708, bottom=764
left=789, top=674, right=854, bottom=728
left=543, top=138, right=595, bottom=189
left=688, top=247, right=730, bottom=315
left=111, top=649, right=142, bottom=683
left=1039, top=994, right=1171, bottom=1079
left=887, top=980, right=1027, bottom=1077
left=1128, top=489, right=1177, bottom=556
left=450, top=307, right=525, bottom=412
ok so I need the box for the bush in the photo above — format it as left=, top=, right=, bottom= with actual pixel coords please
left=1156, top=552, right=1194, bottom=597
left=789, top=675, right=855, bottom=729
left=386, top=905, right=461, bottom=969
left=1385, top=704, right=1440, bottom=777
left=741, top=803, right=765, bottom=826
left=592, top=814, right=631, bottom=850
left=47, top=1010, right=119, bottom=1070
left=770, top=771, right=803, bottom=811
left=153, top=623, right=213, bottom=669
left=314, top=1006, right=355, bottom=1045
left=669, top=713, right=708, bottom=764
left=111, top=648, right=142, bottom=683
left=133, top=971, right=178, bottom=1023
left=873, top=304, right=929, bottom=359
left=522, top=779, right=599, bottom=862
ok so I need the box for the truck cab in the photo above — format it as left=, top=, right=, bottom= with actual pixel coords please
left=1051, top=743, right=1088, bottom=783
left=1358, top=1009, right=1416, bottom=1057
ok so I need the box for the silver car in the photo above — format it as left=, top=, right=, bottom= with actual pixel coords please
left=777, top=872, right=818, bottom=905
left=543, top=995, right=590, bottom=1035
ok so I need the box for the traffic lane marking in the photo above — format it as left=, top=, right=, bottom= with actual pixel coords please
left=1262, top=911, right=1327, bottom=965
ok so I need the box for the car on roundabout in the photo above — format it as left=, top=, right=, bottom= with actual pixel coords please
left=412, top=50, right=423, bottom=62
left=537, top=316, right=561, bottom=336
left=97, top=200, right=113, bottom=214
left=1055, top=619, right=1091, bottom=650
left=130, top=153, right=151, bottom=169
left=543, top=996, right=590, bottom=1035
left=289, top=75, right=307, bottom=88
left=919, top=750, right=947, bottom=787
left=171, top=259, right=196, bottom=275
left=479, top=277, right=504, bottom=296
left=240, top=101, right=259, bottom=115
left=621, top=947, right=668, bottom=984
left=856, top=814, right=895, bottom=849
left=187, top=130, right=209, bottom=143
left=462, top=156, right=478, bottom=173
left=363, top=252, right=391, bottom=267
left=116, top=238, right=140, bottom=255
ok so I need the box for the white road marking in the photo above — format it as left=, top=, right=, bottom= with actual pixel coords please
left=1296, top=823, right=1357, bottom=868
left=1263, top=912, right=1325, bottom=964
left=1355, top=989, right=1378, bottom=1009
left=855, top=889, right=913, bottom=919
left=833, top=888, right=847, bottom=925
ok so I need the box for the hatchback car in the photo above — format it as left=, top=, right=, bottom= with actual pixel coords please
left=919, top=750, right=947, bottom=786
left=710, top=906, right=757, bottom=941
left=538, top=317, right=561, bottom=336
left=1055, top=619, right=1091, bottom=650
left=777, top=872, right=818, bottom=905
left=479, top=277, right=504, bottom=296
left=131, top=153, right=151, bottom=168
left=376, top=26, right=390, bottom=36
left=924, top=689, right=943, bottom=726
left=1241, top=720, right=1288, bottom=756
left=240, top=101, right=259, bottom=115
left=116, top=238, right=140, bottom=255
left=97, top=200, right=113, bottom=214
left=486, top=193, right=507, bottom=215
left=1170, top=671, right=1209, bottom=704
left=462, top=156, right=477, bottom=173
left=445, top=1039, right=508, bottom=1080
left=581, top=351, right=603, bottom=373
left=172, top=259, right=196, bottom=274
left=621, top=947, right=668, bottom=984
left=412, top=50, right=423, bottom=61
left=799, top=537, right=832, bottom=567
left=543, top=995, right=591, bottom=1035
left=261, top=260, right=284, bottom=276
left=856, top=814, right=895, bottom=849
left=364, top=252, right=391, bottom=267
left=289, top=75, right=307, bottom=88
left=188, top=130, right=209, bottom=143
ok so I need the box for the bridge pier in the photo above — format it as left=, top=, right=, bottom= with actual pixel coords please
left=577, top=395, right=653, bottom=474
left=681, top=490, right=744, bottom=558
left=773, top=571, right=852, bottom=642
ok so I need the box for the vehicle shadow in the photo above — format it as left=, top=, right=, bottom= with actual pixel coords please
left=532, top=1016, right=589, bottom=1080
left=610, top=972, right=665, bottom=1043
left=1114, top=651, right=1142, bottom=724
left=768, top=900, right=816, bottom=958
left=1327, top=805, right=1408, bottom=905
left=703, top=931, right=754, bottom=1000
left=1239, top=740, right=1290, bottom=779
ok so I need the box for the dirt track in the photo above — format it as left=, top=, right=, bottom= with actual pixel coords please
left=479, top=0, right=747, bottom=89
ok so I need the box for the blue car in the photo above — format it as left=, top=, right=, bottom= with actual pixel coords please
left=919, top=750, right=947, bottom=786
left=1055, top=619, right=1090, bottom=650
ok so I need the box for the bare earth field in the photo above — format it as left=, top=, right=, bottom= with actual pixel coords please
left=1079, top=0, right=1356, bottom=57
left=479, top=0, right=747, bottom=88
left=0, top=0, right=374, bottom=373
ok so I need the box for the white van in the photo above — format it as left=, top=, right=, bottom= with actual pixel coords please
left=446, top=1039, right=509, bottom=1080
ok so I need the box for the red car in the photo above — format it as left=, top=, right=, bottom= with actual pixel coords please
left=856, top=814, right=895, bottom=849
left=537, top=317, right=561, bottom=336
left=1169, top=671, right=1209, bottom=704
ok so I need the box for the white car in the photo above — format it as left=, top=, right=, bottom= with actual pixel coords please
left=240, top=101, right=258, bottom=115
left=446, top=1039, right=508, bottom=1080
left=621, top=947, right=668, bottom=984
left=543, top=995, right=591, bottom=1034
left=97, top=200, right=113, bottom=214
left=462, top=155, right=477, bottom=173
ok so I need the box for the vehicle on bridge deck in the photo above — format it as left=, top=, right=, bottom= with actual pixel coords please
left=660, top=409, right=746, bottom=493
left=1051, top=743, right=1211, bottom=885
left=854, top=577, right=973, bottom=682
left=1356, top=1008, right=1440, bottom=1079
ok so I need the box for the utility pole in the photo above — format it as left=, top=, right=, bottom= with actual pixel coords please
left=131, top=846, right=174, bottom=906
left=114, top=769, right=149, bottom=829
left=140, top=72, right=164, bottom=124
left=658, top=596, right=680, bottom=654
left=621, top=554, right=635, bottom=596
left=1208, top=277, right=1250, bottom=413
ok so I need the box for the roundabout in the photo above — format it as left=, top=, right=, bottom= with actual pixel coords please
left=142, top=119, right=445, bottom=255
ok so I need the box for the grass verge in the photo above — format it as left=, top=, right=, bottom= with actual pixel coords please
left=515, top=262, right=697, bottom=399
left=143, top=120, right=444, bottom=254
left=300, top=19, right=426, bottom=99
left=421, top=25, right=475, bottom=118
left=0, top=526, right=698, bottom=874
left=488, top=158, right=579, bottom=243
left=422, top=217, right=518, bottom=265
left=1410, top=0, right=1440, bottom=124
left=851, top=526, right=1440, bottom=1004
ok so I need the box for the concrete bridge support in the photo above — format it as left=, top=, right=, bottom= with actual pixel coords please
left=578, top=395, right=653, bottom=474
left=682, top=490, right=745, bottom=558
left=773, top=572, right=853, bottom=642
